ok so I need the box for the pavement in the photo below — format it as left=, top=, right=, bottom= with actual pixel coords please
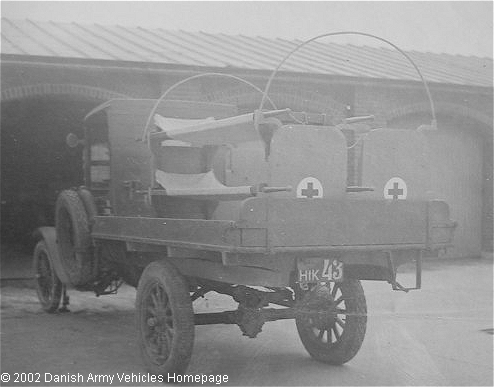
left=1, top=246, right=493, bottom=386
left=1, top=243, right=36, bottom=280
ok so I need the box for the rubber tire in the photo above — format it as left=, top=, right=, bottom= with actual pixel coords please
left=33, top=240, right=62, bottom=313
left=55, top=189, right=93, bottom=286
left=296, top=279, right=367, bottom=365
left=77, top=187, right=98, bottom=226
left=136, top=260, right=195, bottom=375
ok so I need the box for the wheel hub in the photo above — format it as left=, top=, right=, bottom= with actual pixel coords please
left=143, top=285, right=175, bottom=358
left=304, top=294, right=337, bottom=330
left=298, top=284, right=339, bottom=326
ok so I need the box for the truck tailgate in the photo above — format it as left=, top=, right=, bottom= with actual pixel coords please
left=238, top=198, right=428, bottom=248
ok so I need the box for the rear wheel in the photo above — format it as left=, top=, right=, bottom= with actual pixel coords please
left=33, top=240, right=62, bottom=313
left=136, top=260, right=194, bottom=375
left=295, top=280, right=367, bottom=364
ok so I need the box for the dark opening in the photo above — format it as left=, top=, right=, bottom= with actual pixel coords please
left=1, top=96, right=98, bottom=247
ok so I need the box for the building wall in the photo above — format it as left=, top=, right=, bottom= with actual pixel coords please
left=482, top=139, right=493, bottom=252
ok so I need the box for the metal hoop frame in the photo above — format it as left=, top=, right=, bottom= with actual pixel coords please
left=258, top=31, right=437, bottom=128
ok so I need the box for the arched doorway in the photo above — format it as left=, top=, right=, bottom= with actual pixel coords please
left=1, top=86, right=127, bottom=246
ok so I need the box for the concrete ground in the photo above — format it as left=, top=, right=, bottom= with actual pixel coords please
left=0, top=249, right=493, bottom=386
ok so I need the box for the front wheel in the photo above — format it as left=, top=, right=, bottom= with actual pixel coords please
left=33, top=240, right=62, bottom=313
left=295, top=280, right=367, bottom=365
left=136, top=260, right=194, bottom=375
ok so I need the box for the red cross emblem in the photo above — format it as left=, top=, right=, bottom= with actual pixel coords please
left=297, top=177, right=323, bottom=198
left=383, top=177, right=407, bottom=200
left=301, top=182, right=319, bottom=198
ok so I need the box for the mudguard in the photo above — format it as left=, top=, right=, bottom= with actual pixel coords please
left=33, top=226, right=72, bottom=286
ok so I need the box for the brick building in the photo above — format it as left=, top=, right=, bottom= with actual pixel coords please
left=1, top=18, right=492, bottom=258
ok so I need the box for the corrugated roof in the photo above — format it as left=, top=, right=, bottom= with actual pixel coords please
left=1, top=18, right=492, bottom=88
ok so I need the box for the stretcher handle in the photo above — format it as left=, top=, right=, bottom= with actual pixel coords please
left=343, top=115, right=374, bottom=124
left=253, top=184, right=293, bottom=194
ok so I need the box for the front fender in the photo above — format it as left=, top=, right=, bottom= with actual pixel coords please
left=33, top=227, right=72, bottom=286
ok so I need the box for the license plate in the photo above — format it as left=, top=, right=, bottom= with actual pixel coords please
left=297, top=258, right=344, bottom=283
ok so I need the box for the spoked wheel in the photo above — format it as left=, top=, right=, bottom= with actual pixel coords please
left=295, top=280, right=367, bottom=365
left=33, top=240, right=62, bottom=313
left=136, top=260, right=194, bottom=375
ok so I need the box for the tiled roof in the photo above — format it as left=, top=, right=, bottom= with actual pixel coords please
left=1, top=18, right=492, bottom=88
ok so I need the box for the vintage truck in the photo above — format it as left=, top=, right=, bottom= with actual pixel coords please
left=33, top=34, right=456, bottom=375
